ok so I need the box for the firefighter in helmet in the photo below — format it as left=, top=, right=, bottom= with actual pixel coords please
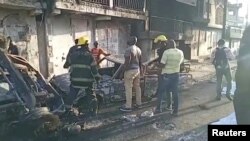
left=64, top=36, right=101, bottom=116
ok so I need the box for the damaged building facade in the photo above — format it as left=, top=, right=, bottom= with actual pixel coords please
left=1, top=0, right=235, bottom=77
left=1, top=0, right=147, bottom=78
left=39, top=0, right=147, bottom=77
left=0, top=0, right=42, bottom=70
left=145, top=0, right=227, bottom=61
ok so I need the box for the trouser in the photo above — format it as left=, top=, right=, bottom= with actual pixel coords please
left=67, top=84, right=98, bottom=115
left=156, top=75, right=172, bottom=108
left=216, top=68, right=232, bottom=96
left=124, top=69, right=141, bottom=108
left=156, top=73, right=179, bottom=113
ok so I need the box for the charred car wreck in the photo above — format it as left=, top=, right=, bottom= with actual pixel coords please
left=0, top=37, right=63, bottom=140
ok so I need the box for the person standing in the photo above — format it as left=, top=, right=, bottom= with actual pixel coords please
left=233, top=26, right=250, bottom=124
left=154, top=35, right=169, bottom=63
left=155, top=39, right=184, bottom=116
left=91, top=41, right=111, bottom=67
left=211, top=39, right=234, bottom=101
left=63, top=36, right=101, bottom=116
left=153, top=35, right=172, bottom=111
left=7, top=36, right=19, bottom=55
left=120, top=36, right=142, bottom=112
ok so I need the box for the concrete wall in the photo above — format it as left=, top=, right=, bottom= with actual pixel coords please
left=208, top=0, right=224, bottom=28
left=188, top=0, right=224, bottom=60
left=95, top=20, right=129, bottom=67
left=46, top=14, right=93, bottom=75
left=36, top=18, right=49, bottom=77
left=46, top=14, right=130, bottom=75
left=191, top=28, right=222, bottom=59
left=0, top=8, right=39, bottom=69
left=0, top=0, right=39, bottom=9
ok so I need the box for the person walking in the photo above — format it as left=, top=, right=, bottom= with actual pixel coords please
left=211, top=39, right=234, bottom=101
left=63, top=36, right=101, bottom=116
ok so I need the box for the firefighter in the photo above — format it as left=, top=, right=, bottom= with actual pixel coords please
left=63, top=36, right=101, bottom=116
left=154, top=35, right=169, bottom=63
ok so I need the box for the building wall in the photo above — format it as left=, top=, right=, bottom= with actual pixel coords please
left=208, top=0, right=224, bottom=28
left=95, top=20, right=129, bottom=67
left=46, top=14, right=93, bottom=75
left=0, top=8, right=39, bottom=69
left=191, top=27, right=222, bottom=59
left=188, top=0, right=224, bottom=60
left=46, top=15, right=130, bottom=75
left=55, top=1, right=146, bottom=20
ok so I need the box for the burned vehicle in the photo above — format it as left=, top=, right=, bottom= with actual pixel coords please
left=50, top=55, right=126, bottom=106
left=50, top=55, right=155, bottom=106
left=0, top=36, right=63, bottom=140
left=50, top=55, right=193, bottom=107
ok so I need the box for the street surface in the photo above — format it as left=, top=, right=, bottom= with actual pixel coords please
left=68, top=60, right=237, bottom=141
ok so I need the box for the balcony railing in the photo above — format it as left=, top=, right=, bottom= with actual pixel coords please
left=77, top=0, right=145, bottom=11
left=79, top=0, right=109, bottom=6
left=114, top=0, right=145, bottom=11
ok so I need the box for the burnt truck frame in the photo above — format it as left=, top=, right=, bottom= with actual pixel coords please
left=0, top=51, right=63, bottom=140
left=50, top=55, right=192, bottom=106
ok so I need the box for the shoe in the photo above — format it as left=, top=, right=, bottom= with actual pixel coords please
left=171, top=112, right=178, bottom=117
left=119, top=106, right=132, bottom=112
left=216, top=96, right=221, bottom=101
left=134, top=104, right=142, bottom=109
left=171, top=110, right=178, bottom=117
left=226, top=94, right=233, bottom=101
left=154, top=108, right=162, bottom=114
left=163, top=106, right=172, bottom=111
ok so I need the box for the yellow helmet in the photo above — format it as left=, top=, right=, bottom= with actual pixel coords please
left=77, top=36, right=89, bottom=45
left=154, top=35, right=168, bottom=43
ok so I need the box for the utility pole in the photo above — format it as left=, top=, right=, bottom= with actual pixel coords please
left=222, top=0, right=228, bottom=39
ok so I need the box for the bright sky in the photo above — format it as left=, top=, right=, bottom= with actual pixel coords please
left=229, top=0, right=249, bottom=18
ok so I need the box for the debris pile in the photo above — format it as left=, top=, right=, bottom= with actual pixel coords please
left=153, top=121, right=176, bottom=130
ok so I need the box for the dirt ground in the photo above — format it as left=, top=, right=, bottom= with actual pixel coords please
left=97, top=83, right=234, bottom=141
left=96, top=60, right=237, bottom=141
left=61, top=60, right=237, bottom=141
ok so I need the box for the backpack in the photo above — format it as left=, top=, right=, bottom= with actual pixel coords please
left=213, top=47, right=229, bottom=69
